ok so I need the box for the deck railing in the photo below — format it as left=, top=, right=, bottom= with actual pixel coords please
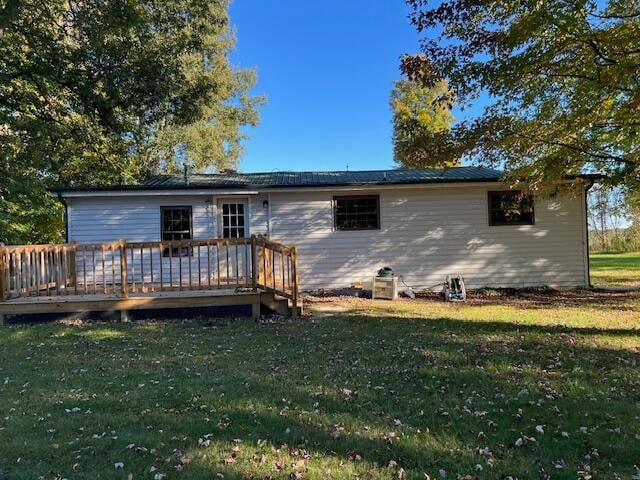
left=0, top=236, right=299, bottom=310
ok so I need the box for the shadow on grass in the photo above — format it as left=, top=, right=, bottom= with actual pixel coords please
left=167, top=316, right=638, bottom=477
left=1, top=313, right=639, bottom=479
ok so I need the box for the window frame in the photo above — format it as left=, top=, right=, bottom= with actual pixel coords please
left=487, top=190, right=535, bottom=227
left=333, top=195, right=381, bottom=231
left=219, top=201, right=248, bottom=239
left=160, top=206, right=193, bottom=257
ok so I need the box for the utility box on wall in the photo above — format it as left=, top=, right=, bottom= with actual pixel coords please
left=372, top=276, right=399, bottom=300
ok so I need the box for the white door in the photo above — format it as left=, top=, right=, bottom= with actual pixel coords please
left=219, top=201, right=248, bottom=238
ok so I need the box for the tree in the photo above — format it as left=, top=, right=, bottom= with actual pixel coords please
left=402, top=0, right=640, bottom=192
left=588, top=185, right=626, bottom=252
left=0, top=0, right=262, bottom=243
left=390, top=79, right=458, bottom=168
left=588, top=185, right=640, bottom=252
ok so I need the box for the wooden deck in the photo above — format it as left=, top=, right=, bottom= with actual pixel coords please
left=0, top=289, right=264, bottom=321
left=0, top=236, right=300, bottom=323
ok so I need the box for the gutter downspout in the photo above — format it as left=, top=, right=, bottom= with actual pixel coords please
left=57, top=192, right=69, bottom=243
left=583, top=179, right=596, bottom=288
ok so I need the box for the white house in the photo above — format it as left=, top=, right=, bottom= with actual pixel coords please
left=55, top=167, right=592, bottom=291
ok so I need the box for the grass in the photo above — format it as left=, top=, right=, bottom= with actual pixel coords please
left=1, top=291, right=640, bottom=479
left=591, top=251, right=640, bottom=286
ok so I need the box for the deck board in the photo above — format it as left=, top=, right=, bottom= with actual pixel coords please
left=0, top=288, right=262, bottom=318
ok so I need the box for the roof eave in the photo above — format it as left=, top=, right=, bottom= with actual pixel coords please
left=54, top=177, right=504, bottom=197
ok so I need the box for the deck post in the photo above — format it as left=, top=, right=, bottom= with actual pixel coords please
left=120, top=309, right=129, bottom=323
left=251, top=299, right=261, bottom=321
left=0, top=243, right=6, bottom=302
left=69, top=241, right=77, bottom=290
left=250, top=236, right=258, bottom=291
left=291, top=246, right=300, bottom=318
left=264, top=248, right=272, bottom=287
left=119, top=240, right=128, bottom=298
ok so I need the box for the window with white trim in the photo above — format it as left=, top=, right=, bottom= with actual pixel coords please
left=221, top=203, right=246, bottom=238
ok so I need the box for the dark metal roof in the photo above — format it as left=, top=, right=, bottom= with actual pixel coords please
left=55, top=167, right=504, bottom=193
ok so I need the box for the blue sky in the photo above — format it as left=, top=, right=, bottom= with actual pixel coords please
left=229, top=1, right=422, bottom=173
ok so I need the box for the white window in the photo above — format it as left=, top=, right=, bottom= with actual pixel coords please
left=220, top=202, right=247, bottom=238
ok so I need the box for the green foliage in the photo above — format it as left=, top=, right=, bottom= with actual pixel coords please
left=390, top=79, right=458, bottom=168
left=590, top=226, right=640, bottom=254
left=402, top=0, right=640, bottom=192
left=588, top=184, right=640, bottom=252
left=0, top=0, right=262, bottom=243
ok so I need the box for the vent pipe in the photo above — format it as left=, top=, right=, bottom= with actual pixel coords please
left=183, top=164, right=190, bottom=185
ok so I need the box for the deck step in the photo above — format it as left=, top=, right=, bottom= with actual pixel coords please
left=259, top=292, right=290, bottom=316
left=259, top=292, right=302, bottom=317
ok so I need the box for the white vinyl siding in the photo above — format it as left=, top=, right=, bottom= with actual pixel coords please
left=66, top=185, right=588, bottom=291
left=267, top=186, right=587, bottom=290
left=249, top=195, right=269, bottom=236
left=68, top=195, right=269, bottom=243
left=68, top=196, right=214, bottom=243
left=67, top=196, right=252, bottom=287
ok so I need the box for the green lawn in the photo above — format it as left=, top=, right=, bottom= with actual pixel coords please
left=1, top=292, right=640, bottom=479
left=591, top=251, right=640, bottom=286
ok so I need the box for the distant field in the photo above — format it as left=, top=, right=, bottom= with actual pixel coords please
left=591, top=251, right=640, bottom=286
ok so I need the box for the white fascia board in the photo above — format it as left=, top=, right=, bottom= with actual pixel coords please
left=259, top=182, right=506, bottom=193
left=60, top=189, right=261, bottom=198
left=258, top=180, right=581, bottom=194
left=59, top=181, right=513, bottom=199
